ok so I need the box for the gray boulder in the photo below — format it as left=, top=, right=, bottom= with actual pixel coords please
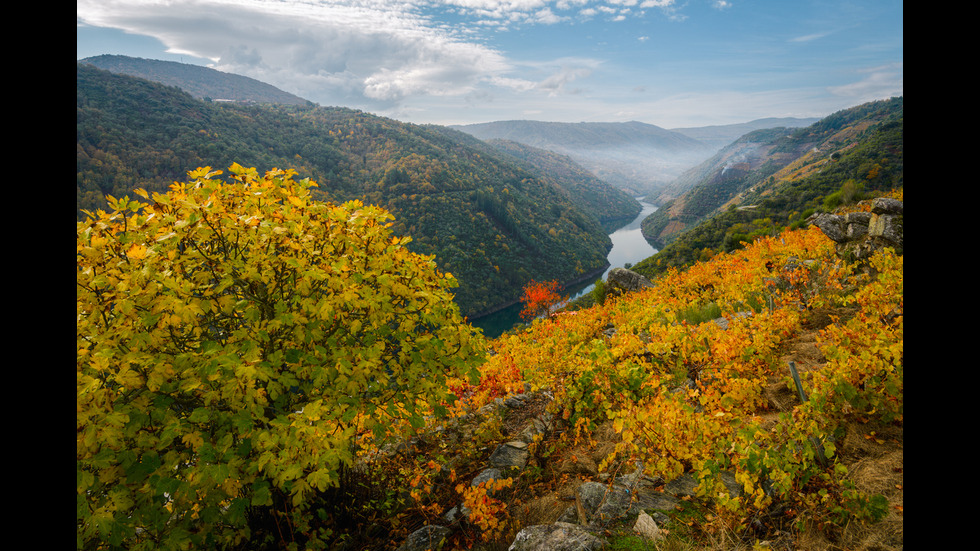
left=606, top=267, right=654, bottom=297
left=488, top=441, right=530, bottom=469
left=397, top=524, right=451, bottom=551
left=808, top=198, right=903, bottom=262
left=508, top=522, right=605, bottom=551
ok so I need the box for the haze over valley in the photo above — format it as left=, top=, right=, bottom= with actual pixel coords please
left=77, top=5, right=904, bottom=549
left=77, top=53, right=901, bottom=321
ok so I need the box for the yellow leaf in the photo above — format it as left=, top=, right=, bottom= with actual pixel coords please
left=182, top=432, right=204, bottom=451
left=126, top=243, right=147, bottom=260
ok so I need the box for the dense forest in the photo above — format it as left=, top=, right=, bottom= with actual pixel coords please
left=77, top=62, right=641, bottom=318
left=634, top=97, right=903, bottom=279
left=472, top=138, right=641, bottom=230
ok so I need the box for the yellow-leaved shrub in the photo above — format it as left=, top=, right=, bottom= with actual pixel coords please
left=77, top=164, right=485, bottom=549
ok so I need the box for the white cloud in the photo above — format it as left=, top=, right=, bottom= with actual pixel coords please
left=791, top=32, right=832, bottom=43
left=536, top=66, right=593, bottom=95
left=77, top=0, right=900, bottom=127
left=827, top=63, right=903, bottom=100
left=76, top=0, right=521, bottom=108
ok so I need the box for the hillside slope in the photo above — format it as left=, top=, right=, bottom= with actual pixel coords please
left=641, top=126, right=802, bottom=244
left=475, top=138, right=642, bottom=227
left=76, top=63, right=618, bottom=318
left=341, top=219, right=903, bottom=551
left=669, top=116, right=820, bottom=149
left=635, top=97, right=903, bottom=277
left=79, top=54, right=311, bottom=105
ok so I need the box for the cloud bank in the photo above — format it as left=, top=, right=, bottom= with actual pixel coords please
left=77, top=0, right=902, bottom=126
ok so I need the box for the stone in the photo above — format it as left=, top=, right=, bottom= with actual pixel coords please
left=504, top=394, right=530, bottom=408
left=605, top=267, right=654, bottom=297
left=808, top=198, right=903, bottom=263
left=844, top=211, right=871, bottom=239
left=663, top=474, right=698, bottom=497
left=577, top=481, right=635, bottom=525
left=869, top=213, right=903, bottom=246
left=809, top=213, right=846, bottom=242
left=397, top=524, right=451, bottom=551
left=633, top=511, right=664, bottom=541
left=508, top=522, right=605, bottom=551
left=871, top=197, right=903, bottom=215
left=488, top=441, right=530, bottom=469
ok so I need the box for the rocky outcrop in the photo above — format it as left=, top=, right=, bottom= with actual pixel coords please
left=605, top=267, right=654, bottom=297
left=395, top=389, right=720, bottom=550
left=398, top=391, right=555, bottom=550
left=508, top=523, right=606, bottom=551
left=808, top=197, right=903, bottom=262
left=513, top=467, right=742, bottom=550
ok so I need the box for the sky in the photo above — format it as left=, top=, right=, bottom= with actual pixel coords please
left=76, top=0, right=903, bottom=128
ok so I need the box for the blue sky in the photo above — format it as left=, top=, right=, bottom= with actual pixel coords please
left=77, top=1, right=902, bottom=128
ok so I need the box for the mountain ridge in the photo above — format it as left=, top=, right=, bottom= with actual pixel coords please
left=632, top=97, right=903, bottom=278
left=76, top=62, right=627, bottom=318
left=79, top=54, right=311, bottom=105
left=452, top=117, right=819, bottom=196
left=78, top=55, right=819, bottom=199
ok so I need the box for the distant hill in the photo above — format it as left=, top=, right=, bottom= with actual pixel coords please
left=452, top=120, right=713, bottom=195
left=79, top=54, right=311, bottom=105
left=644, top=126, right=802, bottom=223
left=451, top=118, right=819, bottom=197
left=632, top=97, right=903, bottom=277
left=669, top=117, right=820, bottom=150
left=471, top=138, right=641, bottom=227
left=77, top=62, right=625, bottom=318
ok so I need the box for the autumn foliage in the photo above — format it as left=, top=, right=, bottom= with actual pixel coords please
left=481, top=217, right=902, bottom=540
left=77, top=162, right=902, bottom=548
left=76, top=164, right=484, bottom=549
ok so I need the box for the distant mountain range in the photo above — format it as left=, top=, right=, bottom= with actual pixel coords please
left=669, top=118, right=821, bottom=150
left=76, top=62, right=636, bottom=318
left=452, top=117, right=818, bottom=196
left=80, top=55, right=818, bottom=197
left=76, top=54, right=901, bottom=316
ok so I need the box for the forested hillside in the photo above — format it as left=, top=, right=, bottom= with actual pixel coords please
left=78, top=179, right=904, bottom=549
left=80, top=54, right=311, bottom=105
left=472, top=138, right=642, bottom=228
left=635, top=97, right=903, bottom=278
left=76, top=63, right=626, bottom=317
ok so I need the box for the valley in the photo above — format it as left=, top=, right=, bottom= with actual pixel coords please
left=77, top=54, right=903, bottom=551
left=473, top=199, right=659, bottom=339
left=76, top=56, right=834, bottom=322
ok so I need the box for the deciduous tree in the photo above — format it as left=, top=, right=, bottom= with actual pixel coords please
left=519, top=279, right=565, bottom=320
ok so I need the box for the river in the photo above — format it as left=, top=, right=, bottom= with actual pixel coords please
left=471, top=199, right=659, bottom=339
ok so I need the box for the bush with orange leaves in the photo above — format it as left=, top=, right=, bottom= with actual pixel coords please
left=519, top=279, right=566, bottom=321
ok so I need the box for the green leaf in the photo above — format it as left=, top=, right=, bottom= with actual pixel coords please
left=188, top=407, right=210, bottom=423
left=251, top=482, right=272, bottom=506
